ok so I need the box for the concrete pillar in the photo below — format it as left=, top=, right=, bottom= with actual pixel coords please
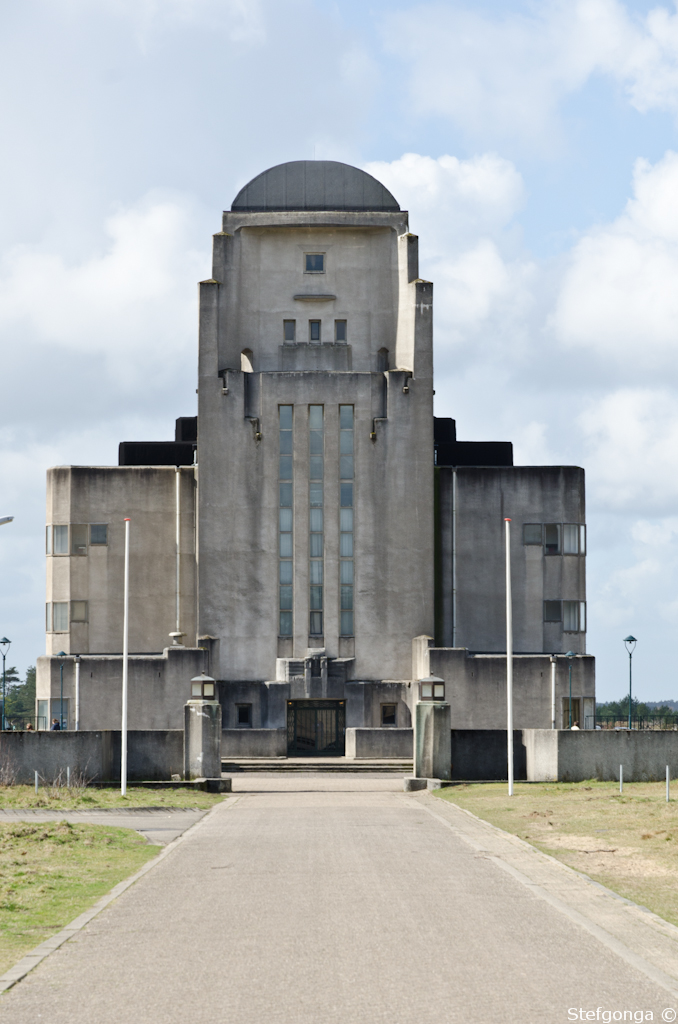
left=414, top=701, right=452, bottom=780
left=183, top=700, right=222, bottom=780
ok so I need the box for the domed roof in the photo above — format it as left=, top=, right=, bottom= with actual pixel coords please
left=231, top=160, right=400, bottom=213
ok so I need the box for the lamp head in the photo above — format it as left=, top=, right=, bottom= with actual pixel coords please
left=56, top=651, right=67, bottom=658
left=0, top=638, right=10, bottom=655
left=565, top=650, right=576, bottom=659
left=624, top=635, right=637, bottom=654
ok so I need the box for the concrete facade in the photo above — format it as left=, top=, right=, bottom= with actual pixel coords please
left=525, top=728, right=678, bottom=782
left=37, top=160, right=595, bottom=751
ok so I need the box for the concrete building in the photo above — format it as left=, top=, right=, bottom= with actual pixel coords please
left=37, top=160, right=594, bottom=749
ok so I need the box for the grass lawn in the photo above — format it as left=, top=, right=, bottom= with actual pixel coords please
left=0, top=785, right=227, bottom=811
left=436, top=781, right=678, bottom=927
left=0, top=820, right=159, bottom=975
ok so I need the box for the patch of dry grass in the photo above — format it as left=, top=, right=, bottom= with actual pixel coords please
left=0, top=785, right=227, bottom=811
left=436, top=781, right=678, bottom=926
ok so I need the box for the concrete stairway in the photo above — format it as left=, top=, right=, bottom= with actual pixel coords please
left=222, top=757, right=413, bottom=773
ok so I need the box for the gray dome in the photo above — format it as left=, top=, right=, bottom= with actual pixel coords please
left=231, top=160, right=400, bottom=213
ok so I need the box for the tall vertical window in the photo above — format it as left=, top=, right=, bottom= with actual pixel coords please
left=339, top=405, right=354, bottom=636
left=279, top=406, right=293, bottom=637
left=309, top=406, right=324, bottom=636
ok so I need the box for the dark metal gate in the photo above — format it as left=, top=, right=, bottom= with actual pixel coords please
left=287, top=700, right=345, bottom=756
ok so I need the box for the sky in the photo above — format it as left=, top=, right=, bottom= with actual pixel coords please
left=1, top=0, right=678, bottom=700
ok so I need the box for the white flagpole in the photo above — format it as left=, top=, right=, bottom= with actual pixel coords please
left=505, top=518, right=514, bottom=797
left=121, top=518, right=130, bottom=796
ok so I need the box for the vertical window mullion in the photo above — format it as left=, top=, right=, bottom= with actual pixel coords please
left=279, top=406, right=293, bottom=637
left=309, top=406, right=324, bottom=636
left=339, top=405, right=354, bottom=636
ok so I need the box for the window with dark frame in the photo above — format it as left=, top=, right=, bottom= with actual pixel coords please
left=335, top=320, right=347, bottom=343
left=283, top=320, right=296, bottom=343
left=544, top=600, right=562, bottom=622
left=544, top=523, right=561, bottom=555
left=381, top=704, right=397, bottom=726
left=523, top=524, right=542, bottom=545
left=236, top=704, right=252, bottom=727
left=309, top=320, right=321, bottom=342
left=305, top=254, right=325, bottom=273
left=90, top=524, right=108, bottom=545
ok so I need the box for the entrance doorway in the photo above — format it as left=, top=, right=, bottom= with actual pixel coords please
left=562, top=697, right=581, bottom=729
left=287, top=700, right=346, bottom=756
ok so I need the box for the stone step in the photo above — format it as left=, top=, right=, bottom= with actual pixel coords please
left=222, top=757, right=413, bottom=773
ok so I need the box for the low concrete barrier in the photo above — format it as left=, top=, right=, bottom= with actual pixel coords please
left=525, top=729, right=678, bottom=782
left=451, top=730, right=527, bottom=781
left=345, top=728, right=413, bottom=759
left=0, top=730, right=183, bottom=784
left=221, top=729, right=287, bottom=758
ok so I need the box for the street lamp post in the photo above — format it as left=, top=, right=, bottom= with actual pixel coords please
left=566, top=651, right=576, bottom=729
left=56, top=651, right=67, bottom=729
left=0, top=638, right=10, bottom=731
left=624, top=636, right=637, bottom=730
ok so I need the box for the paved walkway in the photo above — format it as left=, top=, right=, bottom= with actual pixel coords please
left=1, top=776, right=678, bottom=1023
left=0, top=807, right=208, bottom=845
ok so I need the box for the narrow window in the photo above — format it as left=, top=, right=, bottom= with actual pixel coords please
left=46, top=526, right=52, bottom=554
left=309, top=320, right=321, bottom=342
left=563, top=524, right=580, bottom=554
left=544, top=524, right=561, bottom=555
left=563, top=600, right=585, bottom=632
left=339, top=405, right=354, bottom=636
left=90, top=524, right=108, bottom=545
left=236, top=704, right=252, bottom=728
left=309, top=405, right=324, bottom=637
left=305, top=254, right=324, bottom=273
left=544, top=601, right=562, bottom=623
left=279, top=406, right=293, bottom=637
left=53, top=525, right=68, bottom=555
left=283, top=320, right=296, bottom=343
left=52, top=602, right=69, bottom=632
left=37, top=700, right=48, bottom=730
left=377, top=348, right=389, bottom=372
left=523, top=524, right=542, bottom=545
left=71, top=525, right=88, bottom=555
left=580, top=524, right=586, bottom=555
left=335, top=320, right=347, bottom=343
left=70, top=601, right=88, bottom=623
left=45, top=602, right=52, bottom=631
left=240, top=349, right=254, bottom=373
left=381, top=704, right=397, bottom=726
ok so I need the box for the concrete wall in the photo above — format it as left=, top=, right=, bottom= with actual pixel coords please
left=345, top=728, right=413, bottom=759
left=198, top=210, right=434, bottom=684
left=222, top=729, right=287, bottom=758
left=0, top=730, right=183, bottom=784
left=451, top=730, right=527, bottom=781
left=525, top=729, right=678, bottom=782
left=46, top=465, right=197, bottom=656
left=413, top=637, right=595, bottom=730
left=36, top=647, right=206, bottom=731
left=436, top=467, right=587, bottom=654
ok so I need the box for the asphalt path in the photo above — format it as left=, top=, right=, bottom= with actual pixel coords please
left=0, top=776, right=677, bottom=1023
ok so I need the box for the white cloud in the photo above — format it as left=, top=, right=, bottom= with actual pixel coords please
left=0, top=194, right=208, bottom=390
left=553, top=150, right=678, bottom=372
left=383, top=0, right=678, bottom=146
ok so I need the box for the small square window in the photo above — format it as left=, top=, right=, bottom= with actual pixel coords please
left=90, top=524, right=107, bottom=545
left=544, top=524, right=561, bottom=555
left=70, top=601, right=88, bottom=623
left=236, top=704, right=252, bottom=728
left=523, top=524, right=542, bottom=545
left=309, top=320, right=321, bottom=342
left=305, top=254, right=324, bottom=273
left=283, top=320, right=296, bottom=342
left=381, top=704, right=397, bottom=726
left=335, top=320, right=347, bottom=343
left=544, top=600, right=562, bottom=623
